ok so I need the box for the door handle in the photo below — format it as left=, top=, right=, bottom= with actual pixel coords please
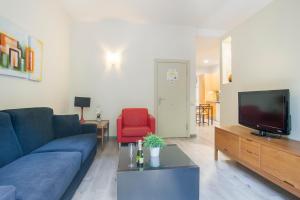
left=158, top=97, right=166, bottom=105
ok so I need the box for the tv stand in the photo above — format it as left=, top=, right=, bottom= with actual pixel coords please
left=215, top=125, right=300, bottom=198
left=251, top=130, right=282, bottom=139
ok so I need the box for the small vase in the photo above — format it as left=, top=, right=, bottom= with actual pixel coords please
left=150, top=147, right=160, bottom=157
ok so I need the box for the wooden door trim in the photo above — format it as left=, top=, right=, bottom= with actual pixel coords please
left=154, top=59, right=190, bottom=137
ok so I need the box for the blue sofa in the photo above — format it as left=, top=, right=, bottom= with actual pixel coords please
left=0, top=107, right=98, bottom=200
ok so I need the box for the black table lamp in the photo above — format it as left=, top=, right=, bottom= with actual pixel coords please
left=74, top=97, right=91, bottom=123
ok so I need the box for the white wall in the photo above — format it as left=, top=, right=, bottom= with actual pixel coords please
left=0, top=0, right=71, bottom=113
left=70, top=20, right=197, bottom=136
left=221, top=0, right=300, bottom=140
left=196, top=36, right=220, bottom=74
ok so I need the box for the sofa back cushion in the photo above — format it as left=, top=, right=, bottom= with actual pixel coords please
left=53, top=114, right=81, bottom=138
left=0, top=112, right=23, bottom=168
left=4, top=107, right=55, bottom=154
left=122, top=108, right=148, bottom=127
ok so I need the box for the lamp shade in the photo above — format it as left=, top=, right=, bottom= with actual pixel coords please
left=74, top=97, right=91, bottom=108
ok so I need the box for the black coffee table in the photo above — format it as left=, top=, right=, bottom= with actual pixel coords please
left=117, top=144, right=199, bottom=200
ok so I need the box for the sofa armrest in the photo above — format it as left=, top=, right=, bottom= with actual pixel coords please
left=117, top=115, right=123, bottom=143
left=0, top=186, right=16, bottom=200
left=53, top=114, right=81, bottom=138
left=148, top=114, right=156, bottom=133
left=81, top=123, right=97, bottom=134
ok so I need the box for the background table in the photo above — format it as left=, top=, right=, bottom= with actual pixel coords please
left=84, top=120, right=109, bottom=150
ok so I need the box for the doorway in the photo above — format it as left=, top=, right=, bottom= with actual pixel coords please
left=155, top=59, right=190, bottom=138
left=196, top=36, right=221, bottom=126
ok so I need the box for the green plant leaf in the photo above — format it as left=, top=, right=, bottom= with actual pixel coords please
left=143, top=134, right=166, bottom=148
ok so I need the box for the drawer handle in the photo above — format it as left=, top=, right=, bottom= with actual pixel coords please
left=246, top=139, right=253, bottom=142
left=223, top=148, right=228, bottom=152
left=283, top=180, right=295, bottom=188
left=246, top=150, right=253, bottom=154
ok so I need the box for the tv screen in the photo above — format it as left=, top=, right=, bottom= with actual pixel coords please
left=238, top=90, right=290, bottom=135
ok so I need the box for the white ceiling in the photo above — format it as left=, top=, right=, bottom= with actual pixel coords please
left=60, top=0, right=273, bottom=32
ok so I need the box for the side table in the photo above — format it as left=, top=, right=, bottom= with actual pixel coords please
left=84, top=120, right=109, bottom=150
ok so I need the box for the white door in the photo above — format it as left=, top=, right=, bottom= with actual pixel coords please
left=155, top=60, right=189, bottom=138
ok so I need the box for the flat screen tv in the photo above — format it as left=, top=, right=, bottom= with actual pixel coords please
left=238, top=89, right=290, bottom=137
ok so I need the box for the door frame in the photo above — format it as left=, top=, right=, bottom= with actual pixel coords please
left=154, top=59, right=190, bottom=138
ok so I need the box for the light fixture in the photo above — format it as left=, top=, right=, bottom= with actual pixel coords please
left=203, top=59, right=209, bottom=64
left=106, top=51, right=121, bottom=67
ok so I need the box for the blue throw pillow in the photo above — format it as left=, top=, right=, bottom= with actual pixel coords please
left=53, top=115, right=81, bottom=138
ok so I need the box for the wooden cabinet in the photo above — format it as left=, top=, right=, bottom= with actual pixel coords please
left=261, top=146, right=300, bottom=190
left=215, top=126, right=300, bottom=198
left=239, top=138, right=260, bottom=168
left=215, top=129, right=239, bottom=159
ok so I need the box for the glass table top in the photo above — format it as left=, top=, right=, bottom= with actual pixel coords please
left=118, top=144, right=198, bottom=172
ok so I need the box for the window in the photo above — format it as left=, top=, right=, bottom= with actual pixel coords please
left=222, top=36, right=232, bottom=84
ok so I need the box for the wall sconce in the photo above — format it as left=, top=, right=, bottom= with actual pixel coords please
left=106, top=51, right=121, bottom=68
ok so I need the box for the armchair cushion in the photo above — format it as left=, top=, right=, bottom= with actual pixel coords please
left=122, top=108, right=148, bottom=127
left=122, top=126, right=151, bottom=137
left=53, top=115, right=81, bottom=138
left=0, top=186, right=16, bottom=200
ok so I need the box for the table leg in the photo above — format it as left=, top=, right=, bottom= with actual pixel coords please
left=101, top=127, right=104, bottom=150
left=208, top=111, right=210, bottom=125
left=211, top=107, right=213, bottom=125
left=107, top=123, right=110, bottom=141
left=215, top=147, right=218, bottom=161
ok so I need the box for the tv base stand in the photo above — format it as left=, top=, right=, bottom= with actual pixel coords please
left=250, top=130, right=282, bottom=139
left=215, top=125, right=300, bottom=198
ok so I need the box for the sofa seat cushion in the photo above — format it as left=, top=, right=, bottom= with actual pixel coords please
left=33, top=133, right=97, bottom=163
left=122, top=126, right=151, bottom=137
left=0, top=186, right=16, bottom=200
left=0, top=152, right=81, bottom=200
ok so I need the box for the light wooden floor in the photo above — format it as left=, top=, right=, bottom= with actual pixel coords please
left=72, top=125, right=298, bottom=200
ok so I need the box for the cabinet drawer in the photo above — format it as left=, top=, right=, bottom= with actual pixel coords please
left=239, top=138, right=260, bottom=168
left=261, top=146, right=300, bottom=190
left=215, top=130, right=239, bottom=158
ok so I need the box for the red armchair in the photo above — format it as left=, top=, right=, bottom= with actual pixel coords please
left=117, top=108, right=155, bottom=146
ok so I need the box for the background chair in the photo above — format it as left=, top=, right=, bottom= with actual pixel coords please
left=117, top=108, right=155, bottom=147
left=199, top=104, right=213, bottom=126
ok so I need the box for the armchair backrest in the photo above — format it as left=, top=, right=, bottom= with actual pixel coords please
left=122, top=108, right=148, bottom=127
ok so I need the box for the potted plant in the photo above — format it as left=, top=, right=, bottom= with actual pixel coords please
left=143, top=134, right=166, bottom=157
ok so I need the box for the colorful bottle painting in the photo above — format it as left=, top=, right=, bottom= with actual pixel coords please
left=0, top=16, right=43, bottom=81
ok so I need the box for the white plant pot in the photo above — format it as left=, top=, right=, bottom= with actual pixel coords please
left=150, top=156, right=160, bottom=167
left=150, top=147, right=160, bottom=157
